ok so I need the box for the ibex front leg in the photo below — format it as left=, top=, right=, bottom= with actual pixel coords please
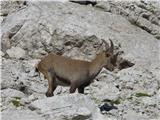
left=70, top=82, right=77, bottom=93
left=45, top=68, right=57, bottom=97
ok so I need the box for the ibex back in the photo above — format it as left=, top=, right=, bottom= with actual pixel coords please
left=36, top=39, right=118, bottom=97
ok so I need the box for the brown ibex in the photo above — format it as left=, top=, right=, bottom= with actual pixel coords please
left=36, top=39, right=119, bottom=97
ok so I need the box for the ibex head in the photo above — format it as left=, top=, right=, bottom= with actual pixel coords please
left=99, top=39, right=121, bottom=71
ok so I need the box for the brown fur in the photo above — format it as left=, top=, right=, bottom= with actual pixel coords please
left=36, top=40, right=117, bottom=97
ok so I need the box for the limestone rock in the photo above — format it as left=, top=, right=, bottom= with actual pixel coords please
left=95, top=1, right=160, bottom=40
left=30, top=93, right=107, bottom=120
left=1, top=1, right=160, bottom=120
left=2, top=109, right=44, bottom=120
left=1, top=88, right=26, bottom=98
left=1, top=1, right=159, bottom=69
left=6, top=47, right=26, bottom=59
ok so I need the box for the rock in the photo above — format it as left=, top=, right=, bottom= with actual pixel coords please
left=94, top=83, right=120, bottom=102
left=1, top=1, right=159, bottom=69
left=95, top=1, right=160, bottom=39
left=141, top=97, right=158, bottom=106
left=21, top=93, right=46, bottom=105
left=95, top=2, right=111, bottom=12
left=1, top=88, right=26, bottom=111
left=0, top=1, right=27, bottom=17
left=1, top=59, right=47, bottom=95
left=123, top=110, right=148, bottom=120
left=0, top=51, right=5, bottom=57
left=30, top=93, right=107, bottom=120
left=1, top=1, right=160, bottom=120
left=2, top=109, right=44, bottom=120
left=61, top=107, right=91, bottom=120
left=1, top=88, right=26, bottom=98
left=6, top=47, right=26, bottom=59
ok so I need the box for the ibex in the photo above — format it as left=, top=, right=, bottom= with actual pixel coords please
left=36, top=39, right=119, bottom=97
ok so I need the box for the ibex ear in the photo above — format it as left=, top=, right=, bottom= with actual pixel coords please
left=101, top=39, right=109, bottom=51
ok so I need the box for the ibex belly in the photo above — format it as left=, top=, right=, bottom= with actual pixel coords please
left=55, top=75, right=71, bottom=86
left=55, top=73, right=89, bottom=87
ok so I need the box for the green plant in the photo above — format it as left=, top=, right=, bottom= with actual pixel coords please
left=103, top=98, right=121, bottom=105
left=10, top=97, right=22, bottom=107
left=127, top=96, right=133, bottom=100
left=135, top=92, right=151, bottom=97
left=13, top=97, right=21, bottom=100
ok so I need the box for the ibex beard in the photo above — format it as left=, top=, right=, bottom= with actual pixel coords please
left=36, top=39, right=119, bottom=97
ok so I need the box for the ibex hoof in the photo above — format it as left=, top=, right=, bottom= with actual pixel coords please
left=46, top=92, right=53, bottom=97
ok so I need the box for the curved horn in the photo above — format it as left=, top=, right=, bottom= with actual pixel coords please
left=101, top=39, right=109, bottom=50
left=109, top=39, right=114, bottom=53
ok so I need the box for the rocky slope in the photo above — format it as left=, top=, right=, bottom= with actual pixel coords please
left=1, top=1, right=160, bottom=120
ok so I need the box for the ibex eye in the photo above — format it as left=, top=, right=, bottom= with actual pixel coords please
left=106, top=53, right=110, bottom=57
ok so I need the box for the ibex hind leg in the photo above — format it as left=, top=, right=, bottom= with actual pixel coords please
left=78, top=86, right=84, bottom=94
left=46, top=68, right=57, bottom=97
left=70, top=83, right=77, bottom=93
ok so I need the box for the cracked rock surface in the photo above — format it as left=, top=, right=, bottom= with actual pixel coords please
left=1, top=1, right=160, bottom=120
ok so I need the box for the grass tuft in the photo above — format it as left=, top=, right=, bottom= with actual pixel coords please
left=135, top=92, right=151, bottom=97
left=10, top=97, right=22, bottom=107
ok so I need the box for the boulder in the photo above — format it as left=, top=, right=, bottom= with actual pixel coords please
left=1, top=88, right=26, bottom=98
left=2, top=109, right=44, bottom=120
left=30, top=93, right=107, bottom=120
left=6, top=47, right=26, bottom=59
left=123, top=110, right=148, bottom=120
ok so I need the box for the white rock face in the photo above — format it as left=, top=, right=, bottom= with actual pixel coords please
left=6, top=47, right=26, bottom=59
left=123, top=110, right=148, bottom=120
left=94, top=83, right=120, bottom=101
left=1, top=1, right=160, bottom=120
left=1, top=88, right=26, bottom=98
left=2, top=109, right=44, bottom=120
left=1, top=88, right=26, bottom=111
left=1, top=1, right=159, bottom=69
left=30, top=93, right=107, bottom=120
left=95, top=1, right=160, bottom=39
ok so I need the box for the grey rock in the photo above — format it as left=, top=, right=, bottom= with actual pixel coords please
left=1, top=51, right=5, bottom=57
left=141, top=97, right=158, bottom=107
left=1, top=59, right=47, bottom=95
left=6, top=47, right=26, bottom=59
left=1, top=1, right=159, bottom=69
left=123, top=110, right=148, bottom=120
left=2, top=109, right=44, bottom=120
left=96, top=1, right=160, bottom=39
left=30, top=93, right=107, bottom=120
left=1, top=88, right=26, bottom=111
left=93, top=83, right=120, bottom=101
left=21, top=93, right=46, bottom=105
left=1, top=88, right=26, bottom=99
left=95, top=2, right=111, bottom=12
left=1, top=1, right=160, bottom=120
left=0, top=1, right=27, bottom=19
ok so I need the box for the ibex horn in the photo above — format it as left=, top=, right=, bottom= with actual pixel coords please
left=101, top=39, right=109, bottom=50
left=109, top=39, right=114, bottom=53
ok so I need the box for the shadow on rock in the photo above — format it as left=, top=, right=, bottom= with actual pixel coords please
left=99, top=103, right=118, bottom=112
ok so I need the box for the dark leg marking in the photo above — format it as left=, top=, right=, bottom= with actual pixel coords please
left=70, top=83, right=77, bottom=93
left=78, top=86, right=85, bottom=94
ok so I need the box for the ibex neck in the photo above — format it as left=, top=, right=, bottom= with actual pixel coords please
left=89, top=53, right=104, bottom=79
